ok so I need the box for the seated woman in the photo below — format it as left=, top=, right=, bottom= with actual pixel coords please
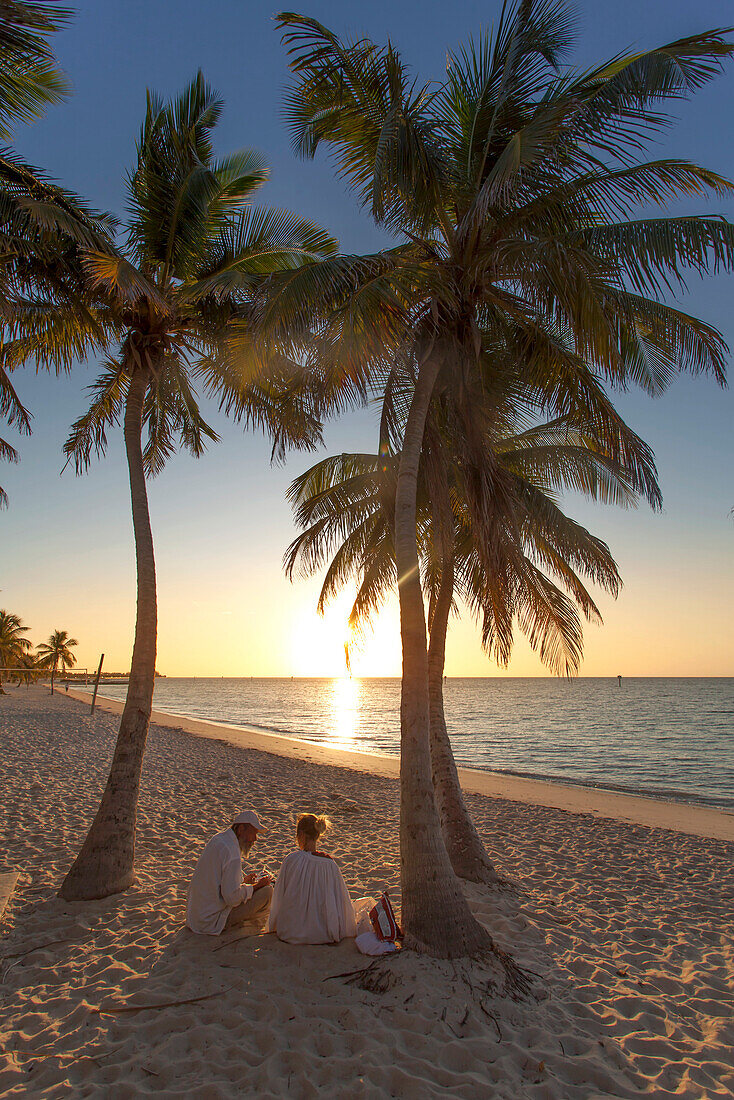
left=268, top=814, right=357, bottom=945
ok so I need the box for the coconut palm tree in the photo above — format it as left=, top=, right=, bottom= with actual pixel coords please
left=36, top=628, right=77, bottom=693
left=395, top=341, right=662, bottom=886
left=277, top=6, right=734, bottom=955
left=12, top=650, right=40, bottom=688
left=0, top=608, right=31, bottom=693
left=422, top=410, right=642, bottom=885
left=284, top=386, right=647, bottom=885
left=0, top=2, right=114, bottom=507
left=38, top=74, right=338, bottom=902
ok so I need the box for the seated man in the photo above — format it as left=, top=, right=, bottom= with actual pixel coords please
left=187, top=809, right=273, bottom=935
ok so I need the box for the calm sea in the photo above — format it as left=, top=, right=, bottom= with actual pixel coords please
left=95, top=677, right=734, bottom=810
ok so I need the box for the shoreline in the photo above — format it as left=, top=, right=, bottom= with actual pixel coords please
left=66, top=687, right=734, bottom=842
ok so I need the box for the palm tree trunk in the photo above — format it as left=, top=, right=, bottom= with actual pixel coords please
left=50, top=657, right=56, bottom=695
left=428, top=555, right=505, bottom=886
left=395, top=350, right=488, bottom=957
left=59, top=367, right=156, bottom=901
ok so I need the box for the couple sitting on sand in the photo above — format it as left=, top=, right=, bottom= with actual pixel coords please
left=186, top=808, right=357, bottom=944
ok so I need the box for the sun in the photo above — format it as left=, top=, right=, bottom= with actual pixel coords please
left=288, top=588, right=402, bottom=677
left=288, top=596, right=354, bottom=677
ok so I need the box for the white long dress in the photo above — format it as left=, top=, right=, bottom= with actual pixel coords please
left=268, top=850, right=357, bottom=944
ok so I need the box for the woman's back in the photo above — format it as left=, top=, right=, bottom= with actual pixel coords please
left=268, top=850, right=357, bottom=944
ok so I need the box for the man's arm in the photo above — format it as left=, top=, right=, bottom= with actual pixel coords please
left=244, top=870, right=272, bottom=890
left=221, top=855, right=253, bottom=908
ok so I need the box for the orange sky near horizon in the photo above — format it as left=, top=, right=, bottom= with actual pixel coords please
left=3, top=345, right=733, bottom=683
left=10, top=531, right=732, bottom=680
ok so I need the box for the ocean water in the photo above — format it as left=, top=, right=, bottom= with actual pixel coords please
left=95, top=677, right=734, bottom=810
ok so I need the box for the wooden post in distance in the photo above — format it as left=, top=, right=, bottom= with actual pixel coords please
left=91, top=654, right=104, bottom=714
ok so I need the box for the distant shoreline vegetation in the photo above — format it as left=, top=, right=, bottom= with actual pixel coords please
left=0, top=613, right=168, bottom=690
left=0, top=614, right=78, bottom=694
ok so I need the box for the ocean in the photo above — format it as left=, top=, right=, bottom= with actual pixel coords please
left=94, top=677, right=734, bottom=810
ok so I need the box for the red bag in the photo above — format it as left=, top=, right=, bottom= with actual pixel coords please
left=369, top=892, right=402, bottom=942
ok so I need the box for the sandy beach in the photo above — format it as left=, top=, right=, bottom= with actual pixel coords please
left=1, top=687, right=733, bottom=1098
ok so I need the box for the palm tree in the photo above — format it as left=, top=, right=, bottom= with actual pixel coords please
left=0, top=2, right=114, bottom=507
left=277, top=6, right=734, bottom=955
left=41, top=74, right=337, bottom=902
left=284, top=392, right=646, bottom=885
left=423, top=410, right=644, bottom=885
left=12, top=651, right=40, bottom=688
left=393, top=345, right=661, bottom=886
left=0, top=608, right=31, bottom=693
left=36, top=628, right=78, bottom=693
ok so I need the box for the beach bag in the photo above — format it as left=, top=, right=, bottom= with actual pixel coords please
left=356, top=931, right=398, bottom=956
left=353, top=897, right=376, bottom=936
left=369, top=892, right=402, bottom=942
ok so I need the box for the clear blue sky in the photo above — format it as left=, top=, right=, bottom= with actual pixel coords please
left=2, top=0, right=733, bottom=677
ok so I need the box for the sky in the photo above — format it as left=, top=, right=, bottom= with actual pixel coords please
left=1, top=0, right=733, bottom=678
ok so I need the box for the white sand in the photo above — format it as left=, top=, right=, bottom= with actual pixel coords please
left=1, top=686, right=733, bottom=1098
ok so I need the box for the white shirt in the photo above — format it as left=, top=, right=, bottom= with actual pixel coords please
left=186, top=828, right=253, bottom=935
left=268, top=850, right=357, bottom=945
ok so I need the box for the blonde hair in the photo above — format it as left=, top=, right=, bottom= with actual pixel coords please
left=296, top=813, right=330, bottom=840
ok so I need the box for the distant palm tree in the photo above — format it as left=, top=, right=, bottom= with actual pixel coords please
left=278, top=7, right=734, bottom=956
left=0, top=608, right=32, bottom=693
left=0, top=2, right=113, bottom=507
left=48, top=74, right=336, bottom=902
left=36, top=629, right=78, bottom=694
left=12, top=651, right=40, bottom=689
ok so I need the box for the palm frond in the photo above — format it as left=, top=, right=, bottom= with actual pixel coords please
left=0, top=357, right=31, bottom=432
left=278, top=12, right=447, bottom=235
left=501, top=438, right=639, bottom=508
left=514, top=561, right=584, bottom=676
left=142, top=356, right=220, bottom=477
left=578, top=216, right=734, bottom=299
left=63, top=359, right=127, bottom=473
left=512, top=478, right=621, bottom=594
left=186, top=205, right=338, bottom=302
left=348, top=535, right=397, bottom=631
left=82, top=252, right=170, bottom=312
left=213, top=148, right=270, bottom=203
left=0, top=1, right=72, bottom=139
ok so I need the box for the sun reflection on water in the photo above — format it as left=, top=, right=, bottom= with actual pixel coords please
left=329, top=676, right=361, bottom=751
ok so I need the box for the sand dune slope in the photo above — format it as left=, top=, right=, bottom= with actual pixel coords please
left=1, top=688, right=732, bottom=1097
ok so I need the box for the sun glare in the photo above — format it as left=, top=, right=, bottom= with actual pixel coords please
left=288, top=588, right=402, bottom=677
left=329, top=675, right=361, bottom=751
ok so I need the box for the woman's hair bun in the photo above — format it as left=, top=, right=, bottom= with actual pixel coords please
left=297, top=812, right=330, bottom=839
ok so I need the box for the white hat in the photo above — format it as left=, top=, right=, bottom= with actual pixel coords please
left=233, top=809, right=266, bottom=832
